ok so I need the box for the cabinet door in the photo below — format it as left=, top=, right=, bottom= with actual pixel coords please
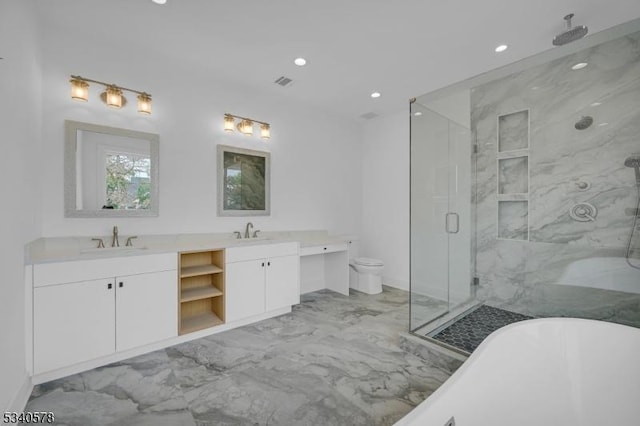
left=225, top=259, right=265, bottom=322
left=116, top=270, right=178, bottom=352
left=266, top=255, right=300, bottom=311
left=34, top=279, right=115, bottom=374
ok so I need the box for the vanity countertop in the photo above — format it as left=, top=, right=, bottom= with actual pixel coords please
left=25, top=230, right=349, bottom=264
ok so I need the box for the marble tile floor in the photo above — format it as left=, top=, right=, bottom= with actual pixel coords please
left=24, top=287, right=461, bottom=426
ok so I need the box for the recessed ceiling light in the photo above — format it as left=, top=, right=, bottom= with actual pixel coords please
left=152, top=0, right=167, bottom=4
left=371, top=92, right=381, bottom=98
left=572, top=62, right=588, bottom=70
left=414, top=112, right=422, bottom=116
left=598, top=122, right=609, bottom=127
left=590, top=102, right=601, bottom=107
left=495, top=44, right=508, bottom=53
left=294, top=57, right=306, bottom=66
left=531, top=86, right=539, bottom=90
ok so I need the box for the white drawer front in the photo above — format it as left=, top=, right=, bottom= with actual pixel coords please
left=34, top=252, right=177, bottom=287
left=226, top=242, right=298, bottom=263
left=300, top=242, right=348, bottom=257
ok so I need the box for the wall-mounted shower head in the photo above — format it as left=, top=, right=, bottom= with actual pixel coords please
left=574, top=116, right=593, bottom=130
left=553, top=13, right=589, bottom=46
left=625, top=155, right=640, bottom=186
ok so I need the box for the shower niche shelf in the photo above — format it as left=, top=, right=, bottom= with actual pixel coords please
left=178, top=249, right=225, bottom=335
left=496, top=110, right=530, bottom=240
left=498, top=156, right=528, bottom=195
left=498, top=110, right=529, bottom=152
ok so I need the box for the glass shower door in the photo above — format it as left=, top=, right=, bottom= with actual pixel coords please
left=410, top=103, right=474, bottom=333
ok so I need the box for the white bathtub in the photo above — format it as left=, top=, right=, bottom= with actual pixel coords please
left=396, top=318, right=640, bottom=426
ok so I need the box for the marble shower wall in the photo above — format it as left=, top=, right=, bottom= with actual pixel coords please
left=471, top=31, right=640, bottom=326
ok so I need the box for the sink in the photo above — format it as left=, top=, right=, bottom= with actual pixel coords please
left=80, top=246, right=148, bottom=254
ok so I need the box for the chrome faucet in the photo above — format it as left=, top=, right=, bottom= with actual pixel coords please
left=112, top=226, right=119, bottom=247
left=244, top=222, right=253, bottom=239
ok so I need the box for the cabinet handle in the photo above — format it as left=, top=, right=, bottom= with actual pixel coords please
left=119, top=282, right=124, bottom=288
left=262, top=262, right=265, bottom=267
left=324, top=247, right=327, bottom=250
left=107, top=283, right=112, bottom=289
left=267, top=261, right=271, bottom=266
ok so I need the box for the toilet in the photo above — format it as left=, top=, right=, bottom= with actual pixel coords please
left=346, top=237, right=384, bottom=294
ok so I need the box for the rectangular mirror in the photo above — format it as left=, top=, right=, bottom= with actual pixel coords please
left=217, top=144, right=270, bottom=216
left=64, top=120, right=159, bottom=218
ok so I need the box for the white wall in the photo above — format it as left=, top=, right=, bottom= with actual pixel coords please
left=0, top=0, right=42, bottom=411
left=39, top=27, right=362, bottom=238
left=361, top=111, right=410, bottom=289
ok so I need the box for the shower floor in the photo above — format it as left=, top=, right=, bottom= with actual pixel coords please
left=428, top=305, right=533, bottom=354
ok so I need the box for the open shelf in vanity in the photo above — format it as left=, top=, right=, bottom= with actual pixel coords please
left=178, top=249, right=225, bottom=335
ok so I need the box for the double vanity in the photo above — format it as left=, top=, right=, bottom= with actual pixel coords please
left=25, top=231, right=350, bottom=384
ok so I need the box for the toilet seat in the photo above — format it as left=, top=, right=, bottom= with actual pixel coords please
left=354, top=257, right=384, bottom=267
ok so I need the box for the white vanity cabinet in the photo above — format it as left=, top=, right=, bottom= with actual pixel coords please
left=32, top=253, right=177, bottom=374
left=225, top=242, right=299, bottom=323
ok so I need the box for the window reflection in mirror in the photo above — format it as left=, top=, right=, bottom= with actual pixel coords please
left=217, top=145, right=270, bottom=216
left=76, top=130, right=151, bottom=211
left=65, top=120, right=159, bottom=218
left=223, top=152, right=266, bottom=210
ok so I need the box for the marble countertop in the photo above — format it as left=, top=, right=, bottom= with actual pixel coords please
left=26, top=230, right=352, bottom=264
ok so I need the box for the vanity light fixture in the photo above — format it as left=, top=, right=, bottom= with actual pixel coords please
left=69, top=75, right=153, bottom=115
left=104, top=85, right=124, bottom=108
left=239, top=119, right=253, bottom=136
left=137, top=93, right=152, bottom=115
left=223, top=113, right=271, bottom=140
left=70, top=77, right=89, bottom=101
left=260, top=123, right=271, bottom=139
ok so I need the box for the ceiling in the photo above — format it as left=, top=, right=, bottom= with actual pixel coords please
left=36, top=0, right=640, bottom=121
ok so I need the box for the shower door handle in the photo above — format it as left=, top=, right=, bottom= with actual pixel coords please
left=445, top=212, right=460, bottom=234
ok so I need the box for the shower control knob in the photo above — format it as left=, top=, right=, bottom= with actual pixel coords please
left=569, top=202, right=597, bottom=222
left=575, top=181, right=590, bottom=191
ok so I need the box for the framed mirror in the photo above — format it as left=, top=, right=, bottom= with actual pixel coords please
left=217, top=144, right=270, bottom=216
left=64, top=120, right=159, bottom=218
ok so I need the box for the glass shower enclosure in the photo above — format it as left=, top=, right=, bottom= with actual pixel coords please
left=410, top=19, right=640, bottom=345
left=410, top=99, right=477, bottom=335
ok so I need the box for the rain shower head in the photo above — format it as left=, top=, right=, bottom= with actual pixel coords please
left=625, top=155, right=640, bottom=186
left=553, top=13, right=589, bottom=46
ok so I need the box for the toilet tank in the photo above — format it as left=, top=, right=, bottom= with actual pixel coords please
left=342, top=235, right=359, bottom=261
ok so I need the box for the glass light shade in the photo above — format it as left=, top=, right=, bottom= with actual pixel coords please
left=224, top=115, right=235, bottom=132
left=70, top=78, right=89, bottom=102
left=105, top=86, right=123, bottom=108
left=137, top=93, right=152, bottom=115
left=260, top=123, right=271, bottom=140
left=239, top=119, right=253, bottom=135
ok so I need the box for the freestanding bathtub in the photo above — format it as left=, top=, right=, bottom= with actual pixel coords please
left=396, top=318, right=640, bottom=426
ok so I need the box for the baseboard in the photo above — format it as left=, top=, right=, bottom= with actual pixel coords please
left=7, top=374, right=33, bottom=412
left=382, top=276, right=409, bottom=291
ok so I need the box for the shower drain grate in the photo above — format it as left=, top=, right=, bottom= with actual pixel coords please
left=429, top=305, right=533, bottom=354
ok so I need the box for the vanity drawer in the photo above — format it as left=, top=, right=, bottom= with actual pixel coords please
left=226, top=242, right=298, bottom=263
left=300, top=242, right=348, bottom=257
left=33, top=253, right=177, bottom=287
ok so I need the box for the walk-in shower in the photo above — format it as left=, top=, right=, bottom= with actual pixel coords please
left=410, top=20, right=640, bottom=354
